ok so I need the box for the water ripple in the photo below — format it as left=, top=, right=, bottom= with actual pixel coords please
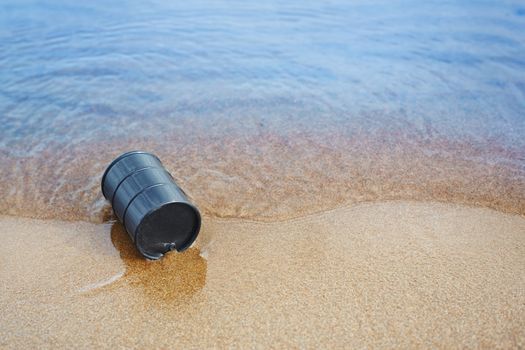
left=0, top=0, right=524, bottom=220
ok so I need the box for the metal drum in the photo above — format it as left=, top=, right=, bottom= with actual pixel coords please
left=101, top=151, right=201, bottom=259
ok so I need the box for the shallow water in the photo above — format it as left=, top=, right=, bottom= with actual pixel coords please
left=1, top=0, right=524, bottom=221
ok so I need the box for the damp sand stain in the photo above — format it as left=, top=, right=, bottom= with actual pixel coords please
left=89, top=223, right=208, bottom=306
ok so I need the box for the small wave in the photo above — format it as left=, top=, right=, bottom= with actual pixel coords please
left=78, top=271, right=124, bottom=293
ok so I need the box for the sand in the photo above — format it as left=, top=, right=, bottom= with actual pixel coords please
left=1, top=201, right=524, bottom=348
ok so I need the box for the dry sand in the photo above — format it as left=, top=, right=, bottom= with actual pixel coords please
left=1, top=201, right=524, bottom=348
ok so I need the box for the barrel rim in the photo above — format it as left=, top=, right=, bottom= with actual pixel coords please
left=134, top=201, right=202, bottom=260
left=101, top=150, right=161, bottom=199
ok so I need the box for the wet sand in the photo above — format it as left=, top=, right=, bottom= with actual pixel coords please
left=1, top=201, right=524, bottom=348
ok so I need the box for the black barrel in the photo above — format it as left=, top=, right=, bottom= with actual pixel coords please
left=101, top=151, right=201, bottom=259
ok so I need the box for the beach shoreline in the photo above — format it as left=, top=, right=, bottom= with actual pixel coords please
left=2, top=126, right=524, bottom=224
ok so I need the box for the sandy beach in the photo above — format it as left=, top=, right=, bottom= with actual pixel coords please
left=1, top=201, right=524, bottom=348
left=1, top=1, right=525, bottom=348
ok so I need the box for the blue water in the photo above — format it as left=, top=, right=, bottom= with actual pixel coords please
left=0, top=0, right=524, bottom=220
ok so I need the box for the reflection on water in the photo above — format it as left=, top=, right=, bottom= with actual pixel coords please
left=0, top=0, right=524, bottom=220
left=109, top=222, right=207, bottom=305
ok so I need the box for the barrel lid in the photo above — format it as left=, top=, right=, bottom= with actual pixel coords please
left=134, top=201, right=201, bottom=260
